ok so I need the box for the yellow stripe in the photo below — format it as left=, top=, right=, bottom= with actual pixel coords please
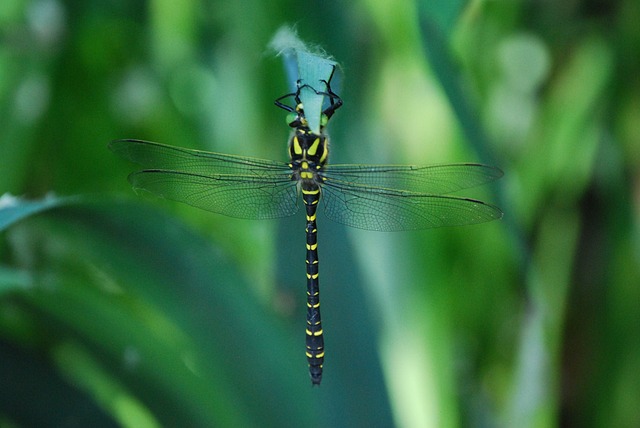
left=302, top=188, right=320, bottom=195
left=306, top=214, right=316, bottom=221
left=306, top=329, right=312, bottom=336
left=319, top=143, right=328, bottom=163
left=306, top=352, right=324, bottom=360
left=314, top=329, right=323, bottom=336
left=307, top=138, right=321, bottom=156
left=293, top=137, right=302, bottom=155
left=301, top=172, right=313, bottom=179
left=306, top=243, right=318, bottom=251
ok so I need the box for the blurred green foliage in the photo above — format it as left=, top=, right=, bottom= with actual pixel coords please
left=1, top=1, right=639, bottom=427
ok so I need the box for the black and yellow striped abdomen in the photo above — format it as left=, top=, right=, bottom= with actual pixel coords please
left=302, top=185, right=323, bottom=385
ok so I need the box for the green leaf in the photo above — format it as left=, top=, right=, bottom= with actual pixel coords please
left=0, top=194, right=74, bottom=232
left=0, top=266, right=32, bottom=295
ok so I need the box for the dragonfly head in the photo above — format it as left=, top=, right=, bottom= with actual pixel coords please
left=286, top=103, right=309, bottom=129
left=286, top=103, right=332, bottom=134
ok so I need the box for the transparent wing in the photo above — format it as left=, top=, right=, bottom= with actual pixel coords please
left=110, top=140, right=503, bottom=226
left=110, top=139, right=298, bottom=219
left=109, top=139, right=292, bottom=175
left=321, top=163, right=503, bottom=195
left=321, top=178, right=502, bottom=231
left=129, top=170, right=299, bottom=219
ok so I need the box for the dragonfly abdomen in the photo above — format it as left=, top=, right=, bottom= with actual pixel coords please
left=302, top=185, right=324, bottom=385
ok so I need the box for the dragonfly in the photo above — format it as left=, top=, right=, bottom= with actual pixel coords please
left=109, top=72, right=503, bottom=385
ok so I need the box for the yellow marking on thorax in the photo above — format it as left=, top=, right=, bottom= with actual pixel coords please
left=307, top=138, right=321, bottom=156
left=300, top=160, right=313, bottom=179
left=319, top=142, right=328, bottom=163
left=292, top=136, right=303, bottom=155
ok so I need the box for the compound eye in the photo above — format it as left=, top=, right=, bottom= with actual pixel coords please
left=286, top=112, right=298, bottom=126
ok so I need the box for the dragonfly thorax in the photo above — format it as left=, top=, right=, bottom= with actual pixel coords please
left=288, top=130, right=328, bottom=186
left=288, top=130, right=329, bottom=166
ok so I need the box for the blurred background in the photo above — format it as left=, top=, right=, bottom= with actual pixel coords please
left=1, top=0, right=639, bottom=427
